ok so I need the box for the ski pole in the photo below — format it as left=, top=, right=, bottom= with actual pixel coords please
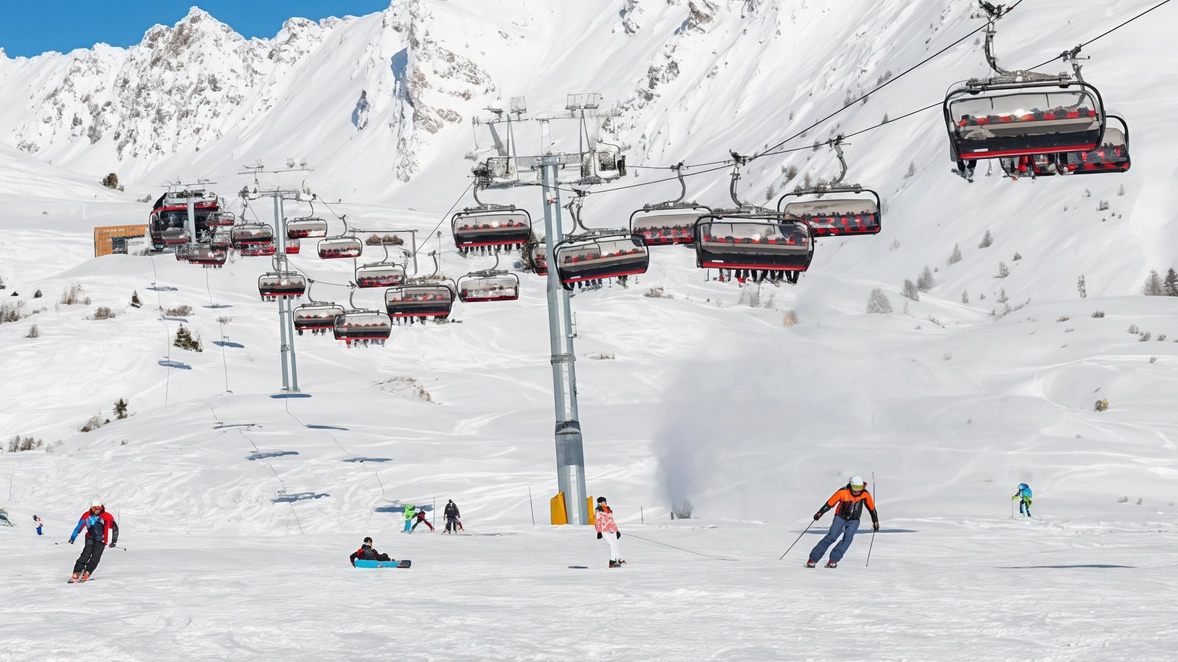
left=779, top=520, right=816, bottom=560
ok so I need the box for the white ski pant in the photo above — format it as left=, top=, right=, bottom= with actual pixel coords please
left=605, top=534, right=621, bottom=561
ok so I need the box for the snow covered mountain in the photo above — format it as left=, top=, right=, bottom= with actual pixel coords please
left=1, top=1, right=1177, bottom=658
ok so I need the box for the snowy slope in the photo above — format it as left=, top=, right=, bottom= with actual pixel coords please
left=1, top=1, right=1178, bottom=659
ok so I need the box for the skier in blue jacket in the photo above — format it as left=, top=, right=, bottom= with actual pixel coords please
left=1012, top=483, right=1033, bottom=517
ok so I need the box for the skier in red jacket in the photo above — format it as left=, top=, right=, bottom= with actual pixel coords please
left=595, top=496, right=625, bottom=568
left=68, top=499, right=119, bottom=583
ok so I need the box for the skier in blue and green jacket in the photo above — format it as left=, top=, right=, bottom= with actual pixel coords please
left=1012, top=483, right=1032, bottom=517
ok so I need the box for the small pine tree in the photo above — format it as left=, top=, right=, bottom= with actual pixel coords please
left=901, top=279, right=920, bottom=301
left=917, top=266, right=935, bottom=292
left=997, top=262, right=1010, bottom=278
left=1077, top=275, right=1087, bottom=299
left=998, top=289, right=1009, bottom=304
left=866, top=288, right=893, bottom=314
left=113, top=398, right=129, bottom=420
left=1117, top=184, right=1125, bottom=197
left=947, top=244, right=963, bottom=265
left=1143, top=269, right=1164, bottom=296
left=904, top=162, right=916, bottom=179
left=961, top=290, right=969, bottom=304
left=25, top=324, right=39, bottom=338
left=1164, top=268, right=1178, bottom=297
left=978, top=229, right=993, bottom=249
left=1012, top=252, right=1022, bottom=261
left=131, top=290, right=142, bottom=308
left=33, top=289, right=42, bottom=299
left=173, top=325, right=203, bottom=352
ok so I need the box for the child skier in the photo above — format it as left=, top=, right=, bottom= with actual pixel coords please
left=34, top=515, right=43, bottom=536
left=594, top=496, right=624, bottom=568
left=411, top=509, right=434, bottom=533
left=403, top=504, right=415, bottom=533
left=443, top=499, right=461, bottom=534
left=807, top=476, right=879, bottom=569
left=68, top=499, right=119, bottom=583
left=349, top=537, right=392, bottom=566
left=1012, top=483, right=1033, bottom=517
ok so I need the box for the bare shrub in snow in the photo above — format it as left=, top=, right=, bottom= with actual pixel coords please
left=643, top=287, right=673, bottom=299
left=588, top=352, right=615, bottom=361
left=917, top=266, right=935, bottom=292
left=1140, top=331, right=1152, bottom=342
left=947, top=244, right=962, bottom=265
left=0, top=301, right=24, bottom=324
left=374, top=377, right=434, bottom=402
left=1091, top=310, right=1105, bottom=318
left=943, top=352, right=952, bottom=361
left=60, top=284, right=89, bottom=305
left=866, top=288, right=892, bottom=314
left=25, top=324, right=39, bottom=338
left=92, top=306, right=115, bottom=320
left=101, top=173, right=119, bottom=189
left=889, top=239, right=900, bottom=252
left=1057, top=316, right=1070, bottom=322
left=1094, top=399, right=1109, bottom=412
left=1143, top=269, right=1164, bottom=296
left=901, top=279, right=919, bottom=301
left=781, top=165, right=798, bottom=182
left=166, top=305, right=193, bottom=317
left=782, top=310, right=798, bottom=327
left=173, top=325, right=202, bottom=352
left=80, top=415, right=109, bottom=433
left=1127, top=324, right=1139, bottom=334
left=7, top=436, right=43, bottom=452
left=1077, top=275, right=1087, bottom=299
left=1117, top=496, right=1128, bottom=503
left=1150, top=356, right=1158, bottom=364
left=1097, top=200, right=1110, bottom=212
left=738, top=287, right=760, bottom=308
left=1159, top=334, right=1167, bottom=341
left=978, top=230, right=993, bottom=248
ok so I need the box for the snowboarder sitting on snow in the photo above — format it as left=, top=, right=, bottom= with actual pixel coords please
left=402, top=504, right=416, bottom=533
left=1012, top=483, right=1033, bottom=517
left=411, top=509, right=434, bottom=533
left=443, top=499, right=462, bottom=534
left=807, top=476, right=878, bottom=569
left=69, top=499, right=119, bottom=583
left=595, top=496, right=625, bottom=568
left=350, top=537, right=391, bottom=566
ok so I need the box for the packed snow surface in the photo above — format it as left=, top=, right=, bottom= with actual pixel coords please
left=2, top=0, right=1178, bottom=660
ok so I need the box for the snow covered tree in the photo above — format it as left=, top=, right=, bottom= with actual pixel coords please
left=1143, top=269, right=1164, bottom=296
left=866, top=288, right=893, bottom=314
left=1077, top=275, right=1087, bottom=299
left=998, top=289, right=1009, bottom=304
left=113, top=398, right=130, bottom=420
left=917, top=266, right=935, bottom=292
left=978, top=229, right=993, bottom=249
left=961, top=290, right=969, bottom=304
left=947, top=244, right=962, bottom=265
left=131, top=290, right=142, bottom=308
left=901, top=279, right=919, bottom=301
left=996, top=262, right=1010, bottom=278
left=173, top=325, right=202, bottom=352
left=1164, top=269, right=1178, bottom=297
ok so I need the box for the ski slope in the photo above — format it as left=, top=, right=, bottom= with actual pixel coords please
left=2, top=1, right=1178, bottom=659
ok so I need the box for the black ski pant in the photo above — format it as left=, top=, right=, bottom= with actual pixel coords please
left=411, top=518, right=434, bottom=532
left=445, top=517, right=457, bottom=533
left=73, top=537, right=106, bottom=575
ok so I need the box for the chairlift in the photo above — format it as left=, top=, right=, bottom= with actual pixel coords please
left=697, top=159, right=813, bottom=284
left=231, top=223, right=274, bottom=247
left=355, top=244, right=406, bottom=288
left=1001, top=114, right=1131, bottom=178
left=530, top=242, right=548, bottom=276
left=293, top=280, right=344, bottom=335
left=383, top=252, right=454, bottom=322
left=334, top=288, right=392, bottom=347
left=776, top=137, right=881, bottom=237
left=285, top=238, right=301, bottom=255
left=207, top=211, right=237, bottom=228
left=180, top=243, right=227, bottom=268
left=316, top=210, right=363, bottom=259
left=945, top=5, right=1105, bottom=175
left=150, top=188, right=219, bottom=249
left=457, top=254, right=520, bottom=303
left=630, top=164, right=710, bottom=246
left=238, top=241, right=277, bottom=257
left=451, top=186, right=532, bottom=256
left=553, top=193, right=649, bottom=289
left=258, top=272, right=307, bottom=301
left=209, top=228, right=231, bottom=251
left=287, top=217, right=329, bottom=239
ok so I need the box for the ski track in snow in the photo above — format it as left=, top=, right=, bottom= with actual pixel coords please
left=1, top=0, right=1178, bottom=659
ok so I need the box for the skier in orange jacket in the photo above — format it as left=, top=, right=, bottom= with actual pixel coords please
left=806, top=476, right=879, bottom=568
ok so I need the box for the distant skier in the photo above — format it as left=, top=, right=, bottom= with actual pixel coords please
left=68, top=499, right=119, bottom=583
left=443, top=500, right=462, bottom=534
left=402, top=504, right=415, bottom=533
left=594, top=496, right=624, bottom=568
left=350, top=537, right=392, bottom=566
left=411, top=509, right=434, bottom=533
left=34, top=515, right=43, bottom=536
left=1012, top=483, right=1033, bottom=517
left=806, top=476, right=879, bottom=569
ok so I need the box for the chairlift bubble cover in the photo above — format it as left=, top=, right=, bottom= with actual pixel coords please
left=333, top=312, right=392, bottom=343
left=945, top=82, right=1106, bottom=160
left=452, top=210, right=532, bottom=248
left=294, top=304, right=345, bottom=332
left=318, top=237, right=364, bottom=260
left=237, top=240, right=277, bottom=257
left=355, top=264, right=407, bottom=289
left=780, top=195, right=880, bottom=237
left=695, top=216, right=813, bottom=271
left=258, top=273, right=307, bottom=301
left=231, top=224, right=275, bottom=246
left=630, top=209, right=707, bottom=246
left=554, top=234, right=649, bottom=285
left=184, top=244, right=227, bottom=267
left=385, top=285, right=455, bottom=318
left=458, top=273, right=520, bottom=303
left=287, top=218, right=329, bottom=239
left=285, top=238, right=301, bottom=255
left=530, top=244, right=548, bottom=276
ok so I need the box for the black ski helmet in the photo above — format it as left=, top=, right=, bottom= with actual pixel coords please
left=363, top=537, right=373, bottom=544
left=596, top=496, right=607, bottom=503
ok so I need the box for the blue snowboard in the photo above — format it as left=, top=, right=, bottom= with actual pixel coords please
left=354, top=559, right=411, bottom=569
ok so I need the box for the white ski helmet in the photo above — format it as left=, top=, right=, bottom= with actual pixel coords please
left=849, top=476, right=866, bottom=489
left=90, top=498, right=104, bottom=509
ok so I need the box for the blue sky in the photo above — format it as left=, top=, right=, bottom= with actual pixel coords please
left=0, top=1, right=392, bottom=57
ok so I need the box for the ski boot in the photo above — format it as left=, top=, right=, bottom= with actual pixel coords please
left=805, top=559, right=817, bottom=568
left=825, top=560, right=838, bottom=569
left=80, top=572, right=91, bottom=582
left=68, top=573, right=80, bottom=584
left=608, top=560, right=620, bottom=569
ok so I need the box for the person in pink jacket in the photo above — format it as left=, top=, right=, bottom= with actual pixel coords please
left=594, top=496, right=625, bottom=568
